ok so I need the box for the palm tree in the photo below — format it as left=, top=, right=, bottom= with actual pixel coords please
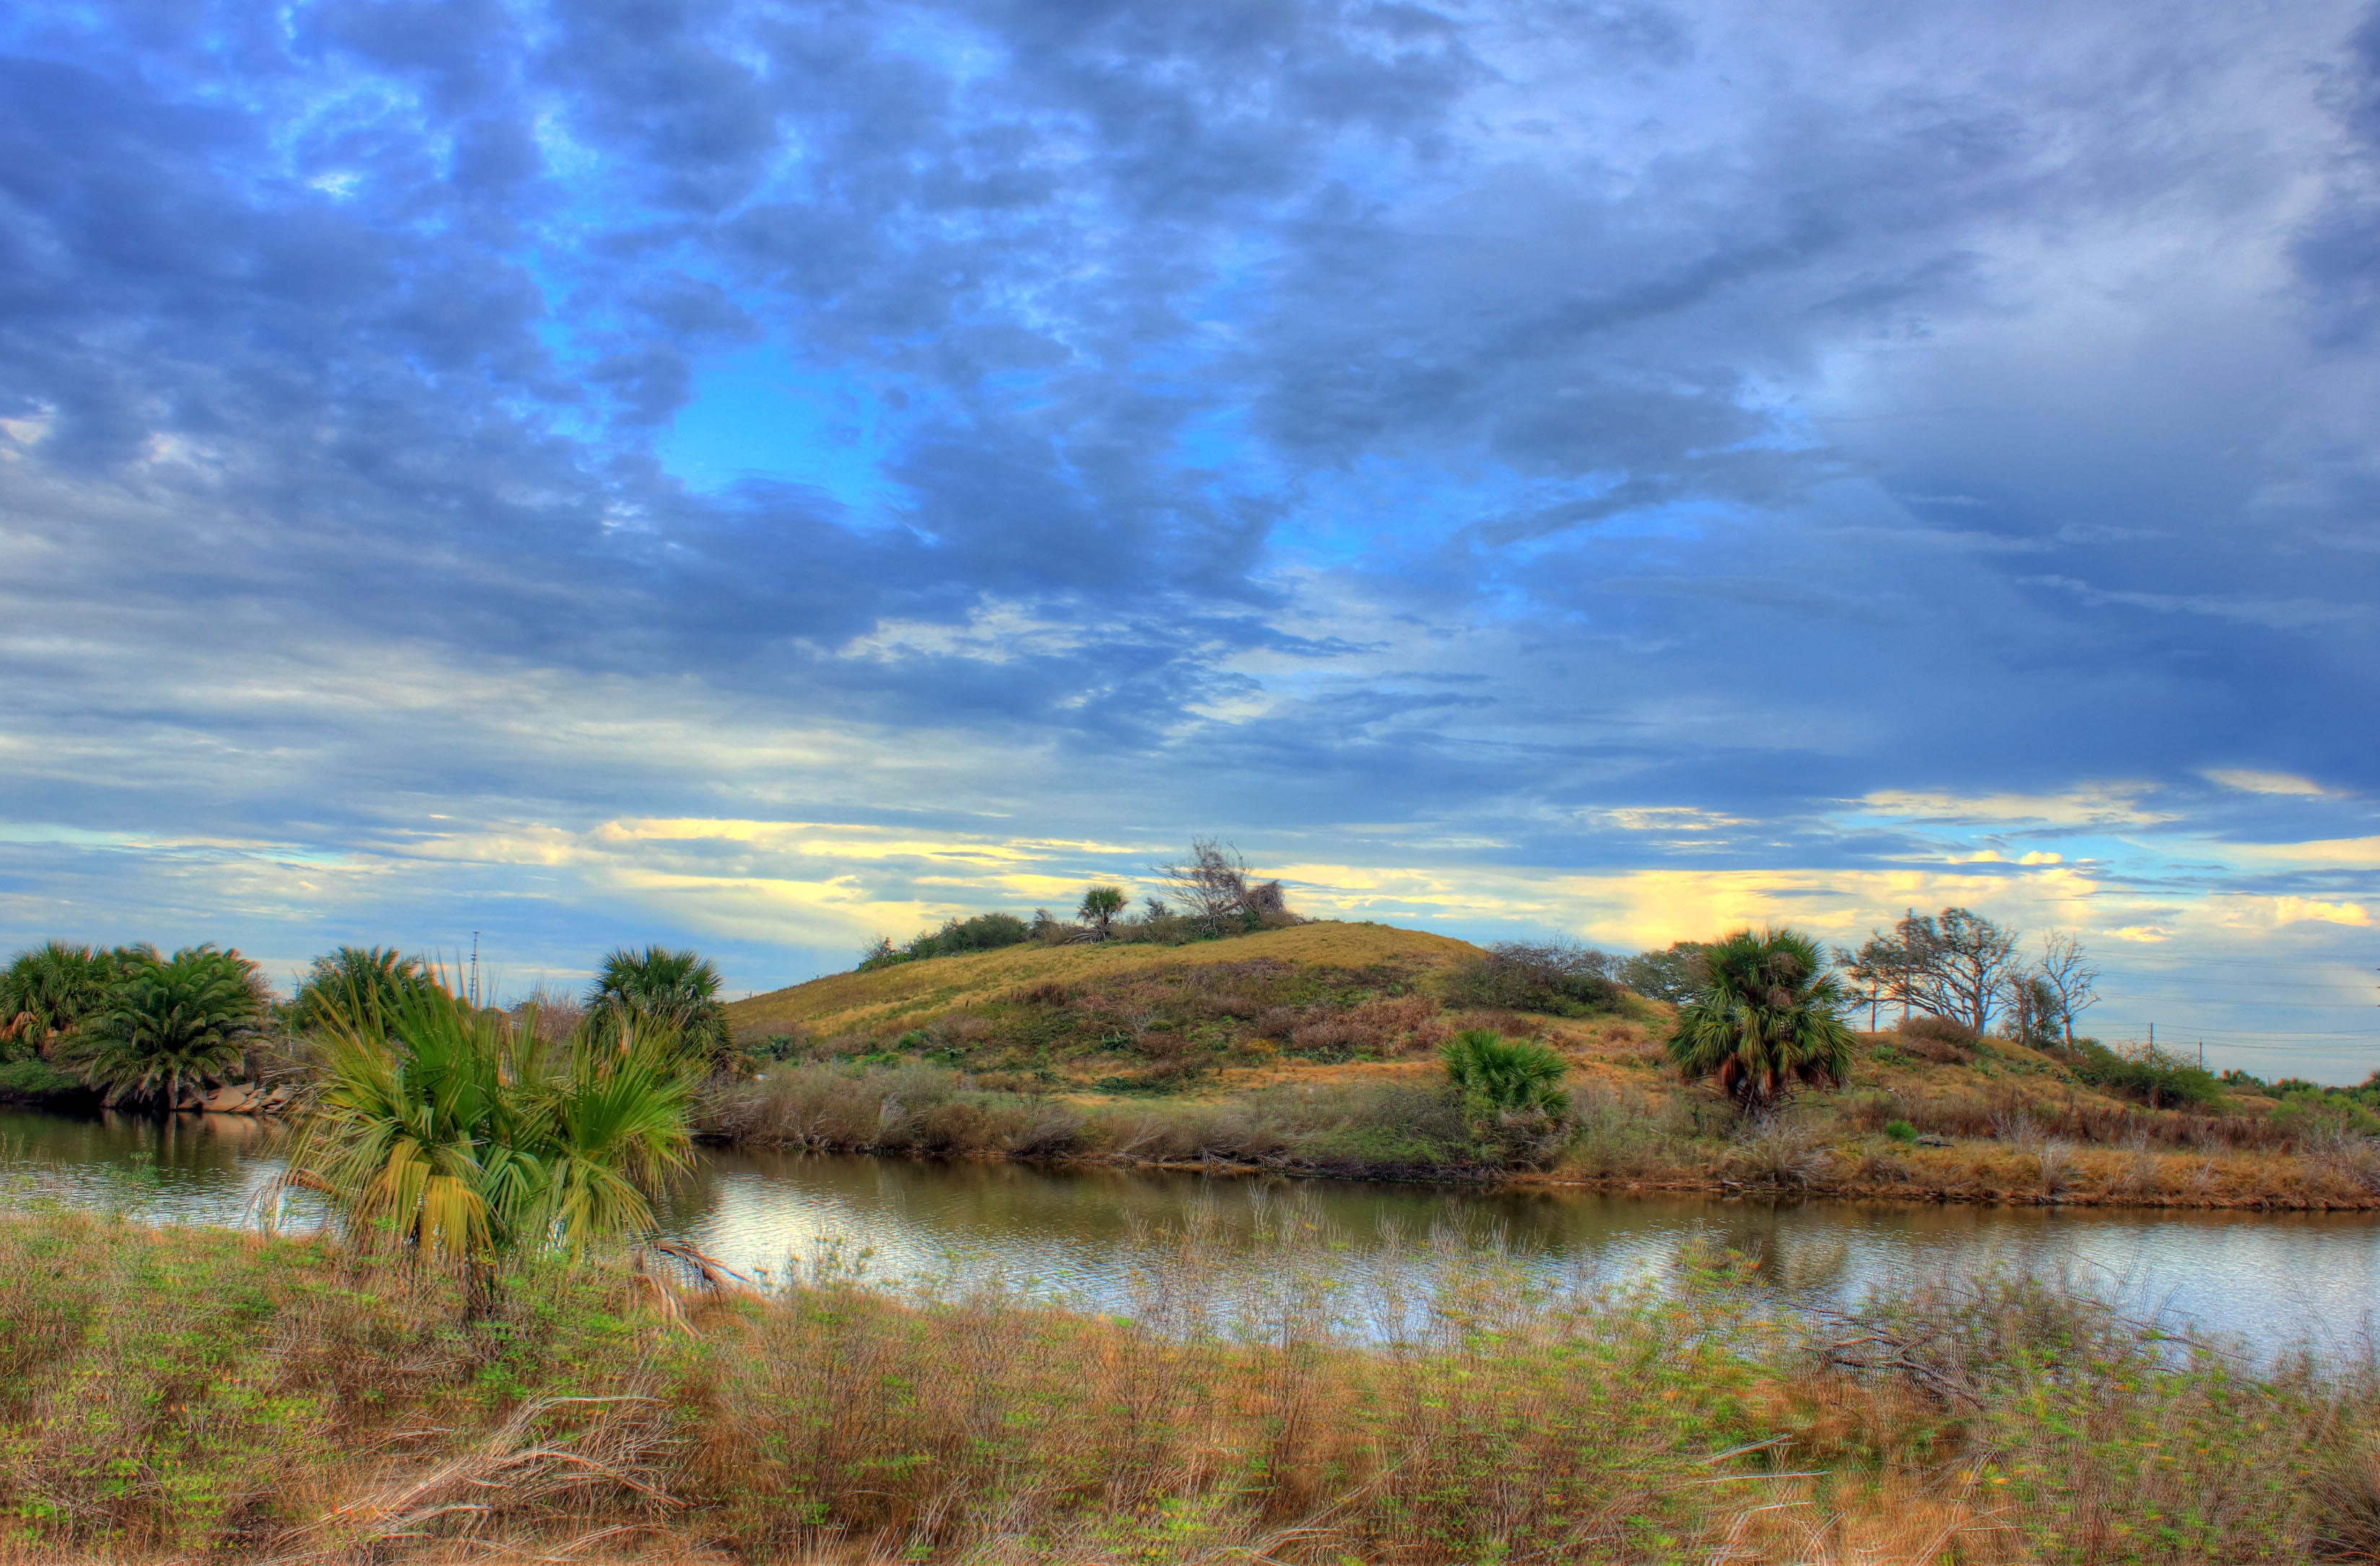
left=586, top=946, right=730, bottom=1062
left=294, top=980, right=693, bottom=1259
left=1665, top=928, right=1855, bottom=1111
left=1441, top=1028, right=1571, bottom=1117
left=0, top=941, right=118, bottom=1057
left=1077, top=884, right=1127, bottom=941
left=287, top=945, right=431, bottom=1033
left=71, top=945, right=264, bottom=1107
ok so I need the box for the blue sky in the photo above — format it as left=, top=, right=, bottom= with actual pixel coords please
left=0, top=0, right=2375, bottom=1077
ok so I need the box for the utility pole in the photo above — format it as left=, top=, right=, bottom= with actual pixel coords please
left=470, top=931, right=480, bottom=1009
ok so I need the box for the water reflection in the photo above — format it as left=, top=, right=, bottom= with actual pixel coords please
left=7, top=1107, right=2376, bottom=1349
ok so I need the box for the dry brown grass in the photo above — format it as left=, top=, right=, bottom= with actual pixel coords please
left=3, top=1209, right=2376, bottom=1565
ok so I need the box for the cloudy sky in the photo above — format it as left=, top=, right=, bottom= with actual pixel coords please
left=2, top=0, right=2376, bottom=1075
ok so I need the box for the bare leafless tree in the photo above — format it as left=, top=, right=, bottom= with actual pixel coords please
left=1151, top=838, right=1253, bottom=935
left=2034, top=931, right=2100, bottom=1046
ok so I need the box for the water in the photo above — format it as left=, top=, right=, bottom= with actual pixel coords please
left=6, top=1105, right=2376, bottom=1350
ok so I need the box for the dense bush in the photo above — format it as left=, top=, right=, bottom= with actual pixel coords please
left=1617, top=941, right=1705, bottom=1003
left=859, top=912, right=1036, bottom=969
left=1446, top=941, right=1620, bottom=1016
left=2062, top=1038, right=2226, bottom=1109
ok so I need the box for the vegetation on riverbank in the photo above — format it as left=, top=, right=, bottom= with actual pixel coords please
left=0, top=1207, right=2374, bottom=1565
left=716, top=923, right=2380, bottom=1208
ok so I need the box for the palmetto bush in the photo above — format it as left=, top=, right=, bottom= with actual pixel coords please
left=1441, top=1027, right=1572, bottom=1118
left=294, top=981, right=695, bottom=1258
left=69, top=944, right=265, bottom=1107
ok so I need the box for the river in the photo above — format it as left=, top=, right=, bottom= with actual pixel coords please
left=6, top=1104, right=2376, bottom=1350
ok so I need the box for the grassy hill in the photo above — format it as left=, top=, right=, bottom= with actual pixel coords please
left=711, top=920, right=2380, bottom=1208
left=724, top=921, right=1601, bottom=1093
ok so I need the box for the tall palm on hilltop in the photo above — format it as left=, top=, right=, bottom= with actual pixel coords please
left=1078, top=885, right=1127, bottom=941
left=1665, top=928, right=1855, bottom=1112
left=586, top=946, right=730, bottom=1062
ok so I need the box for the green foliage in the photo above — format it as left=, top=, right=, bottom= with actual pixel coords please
left=1884, top=1118, right=1918, bottom=1143
left=0, top=940, right=134, bottom=1058
left=67, top=945, right=265, bottom=1107
left=1617, top=941, right=1706, bottom=1004
left=1077, top=884, right=1127, bottom=940
left=1664, top=927, right=1855, bottom=1110
left=856, top=912, right=1035, bottom=970
left=585, top=945, right=729, bottom=1060
left=1446, top=941, right=1620, bottom=1016
left=294, top=983, right=695, bottom=1257
left=286, top=944, right=432, bottom=1033
left=1440, top=1027, right=1571, bottom=1117
left=2061, top=1039, right=2225, bottom=1109
left=0, top=1056, right=82, bottom=1098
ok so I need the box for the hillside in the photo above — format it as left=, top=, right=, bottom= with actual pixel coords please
left=711, top=920, right=2380, bottom=1208
left=726, top=921, right=1542, bottom=1091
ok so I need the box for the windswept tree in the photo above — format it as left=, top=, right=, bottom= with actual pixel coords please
left=1843, top=907, right=2022, bottom=1033
left=1666, top=928, right=1855, bottom=1111
left=1617, top=942, right=1708, bottom=1006
left=71, top=945, right=265, bottom=1107
left=294, top=982, right=693, bottom=1259
left=1151, top=840, right=1293, bottom=936
left=287, top=945, right=432, bottom=1034
left=2034, top=931, right=2100, bottom=1046
left=1910, top=908, right=2021, bottom=1032
left=1078, top=884, right=1128, bottom=941
left=586, top=946, right=730, bottom=1062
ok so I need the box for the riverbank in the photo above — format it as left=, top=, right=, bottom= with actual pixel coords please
left=695, top=1056, right=2380, bottom=1210
left=714, top=923, right=2380, bottom=1214
left=1, top=1208, right=2373, bottom=1565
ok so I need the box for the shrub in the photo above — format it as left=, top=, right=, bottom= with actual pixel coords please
left=859, top=912, right=1035, bottom=969
left=1446, top=941, right=1620, bottom=1016
left=295, top=982, right=695, bottom=1257
left=1441, top=1028, right=1571, bottom=1117
left=2062, top=1039, right=2226, bottom=1109
left=1884, top=1118, right=1918, bottom=1143
left=1617, top=941, right=1706, bottom=1004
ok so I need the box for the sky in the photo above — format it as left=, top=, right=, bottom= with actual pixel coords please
left=0, top=0, right=2376, bottom=1078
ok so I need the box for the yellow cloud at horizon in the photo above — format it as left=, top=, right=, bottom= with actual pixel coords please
left=2202, top=767, right=2333, bottom=797
left=1857, top=783, right=2176, bottom=829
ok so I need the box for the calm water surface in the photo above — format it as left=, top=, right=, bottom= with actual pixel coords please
left=6, top=1105, right=2376, bottom=1348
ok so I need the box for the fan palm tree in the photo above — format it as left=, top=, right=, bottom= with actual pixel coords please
left=585, top=946, right=730, bottom=1062
left=294, top=980, right=693, bottom=1259
left=1077, top=884, right=1127, bottom=941
left=287, top=945, right=431, bottom=1033
left=72, top=945, right=264, bottom=1106
left=1441, top=1028, right=1571, bottom=1117
left=1665, top=928, right=1855, bottom=1111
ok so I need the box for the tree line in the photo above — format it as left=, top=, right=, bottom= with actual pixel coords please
left=0, top=939, right=738, bottom=1109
